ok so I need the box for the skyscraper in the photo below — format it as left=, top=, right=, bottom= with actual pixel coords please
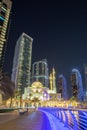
left=84, top=64, right=87, bottom=100
left=11, top=33, right=33, bottom=94
left=71, top=68, right=84, bottom=101
left=31, top=59, right=49, bottom=87
left=0, top=0, right=12, bottom=68
left=57, top=74, right=68, bottom=99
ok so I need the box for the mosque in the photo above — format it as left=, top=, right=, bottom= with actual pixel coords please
left=22, top=67, right=61, bottom=107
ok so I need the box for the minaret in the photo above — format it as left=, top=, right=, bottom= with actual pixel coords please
left=52, top=67, right=56, bottom=93
left=49, top=73, right=53, bottom=90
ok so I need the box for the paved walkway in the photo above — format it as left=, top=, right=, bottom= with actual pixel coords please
left=0, top=110, right=19, bottom=124
left=0, top=110, right=69, bottom=130
left=0, top=111, right=51, bottom=130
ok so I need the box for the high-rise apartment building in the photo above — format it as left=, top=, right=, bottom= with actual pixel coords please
left=31, top=59, right=49, bottom=87
left=84, top=64, right=87, bottom=90
left=70, top=68, right=84, bottom=101
left=84, top=64, right=87, bottom=100
left=11, top=33, right=33, bottom=94
left=0, top=0, right=12, bottom=68
left=57, top=74, right=68, bottom=99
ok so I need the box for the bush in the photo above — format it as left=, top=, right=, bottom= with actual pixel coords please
left=0, top=108, right=14, bottom=113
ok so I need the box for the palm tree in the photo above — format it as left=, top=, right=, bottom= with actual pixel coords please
left=31, top=97, right=40, bottom=107
left=0, top=71, right=15, bottom=106
left=70, top=96, right=78, bottom=102
left=14, top=89, right=21, bottom=99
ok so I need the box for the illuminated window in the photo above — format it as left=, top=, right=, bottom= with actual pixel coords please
left=3, top=3, right=7, bottom=9
left=0, top=16, right=5, bottom=21
left=1, top=10, right=5, bottom=16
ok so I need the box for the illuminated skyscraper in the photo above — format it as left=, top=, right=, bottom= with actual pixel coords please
left=31, top=59, right=49, bottom=87
left=84, top=64, right=87, bottom=100
left=11, top=33, right=33, bottom=94
left=84, top=64, right=87, bottom=90
left=57, top=74, right=68, bottom=99
left=0, top=0, right=12, bottom=68
left=71, top=68, right=84, bottom=101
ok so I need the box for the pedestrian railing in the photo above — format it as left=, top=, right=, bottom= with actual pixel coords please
left=38, top=107, right=87, bottom=130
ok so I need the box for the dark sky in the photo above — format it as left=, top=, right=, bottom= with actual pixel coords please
left=5, top=0, right=87, bottom=92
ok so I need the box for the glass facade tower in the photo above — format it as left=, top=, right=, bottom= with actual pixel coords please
left=84, top=64, right=87, bottom=91
left=31, top=59, right=49, bottom=87
left=0, top=0, right=12, bottom=68
left=71, top=68, right=84, bottom=101
left=11, top=33, right=33, bottom=94
left=57, top=74, right=68, bottom=100
left=84, top=64, right=87, bottom=100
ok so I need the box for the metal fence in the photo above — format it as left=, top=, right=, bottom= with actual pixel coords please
left=38, top=107, right=87, bottom=130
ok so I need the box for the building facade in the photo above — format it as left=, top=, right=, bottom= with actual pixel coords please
left=84, top=64, right=87, bottom=100
left=0, top=0, right=12, bottom=68
left=70, top=68, right=84, bottom=101
left=11, top=33, right=33, bottom=94
left=57, top=74, right=68, bottom=100
left=31, top=59, right=49, bottom=87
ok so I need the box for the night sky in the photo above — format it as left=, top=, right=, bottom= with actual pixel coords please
left=5, top=1, right=87, bottom=94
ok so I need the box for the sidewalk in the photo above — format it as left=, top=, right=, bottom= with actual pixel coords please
left=0, top=110, right=19, bottom=124
left=0, top=110, right=69, bottom=130
left=0, top=111, right=51, bottom=130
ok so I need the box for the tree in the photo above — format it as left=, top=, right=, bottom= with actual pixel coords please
left=0, top=72, right=15, bottom=102
left=31, top=97, right=40, bottom=107
left=14, top=90, right=21, bottom=99
left=70, top=96, right=78, bottom=102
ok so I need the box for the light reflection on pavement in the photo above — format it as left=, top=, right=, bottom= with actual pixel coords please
left=0, top=111, right=51, bottom=130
